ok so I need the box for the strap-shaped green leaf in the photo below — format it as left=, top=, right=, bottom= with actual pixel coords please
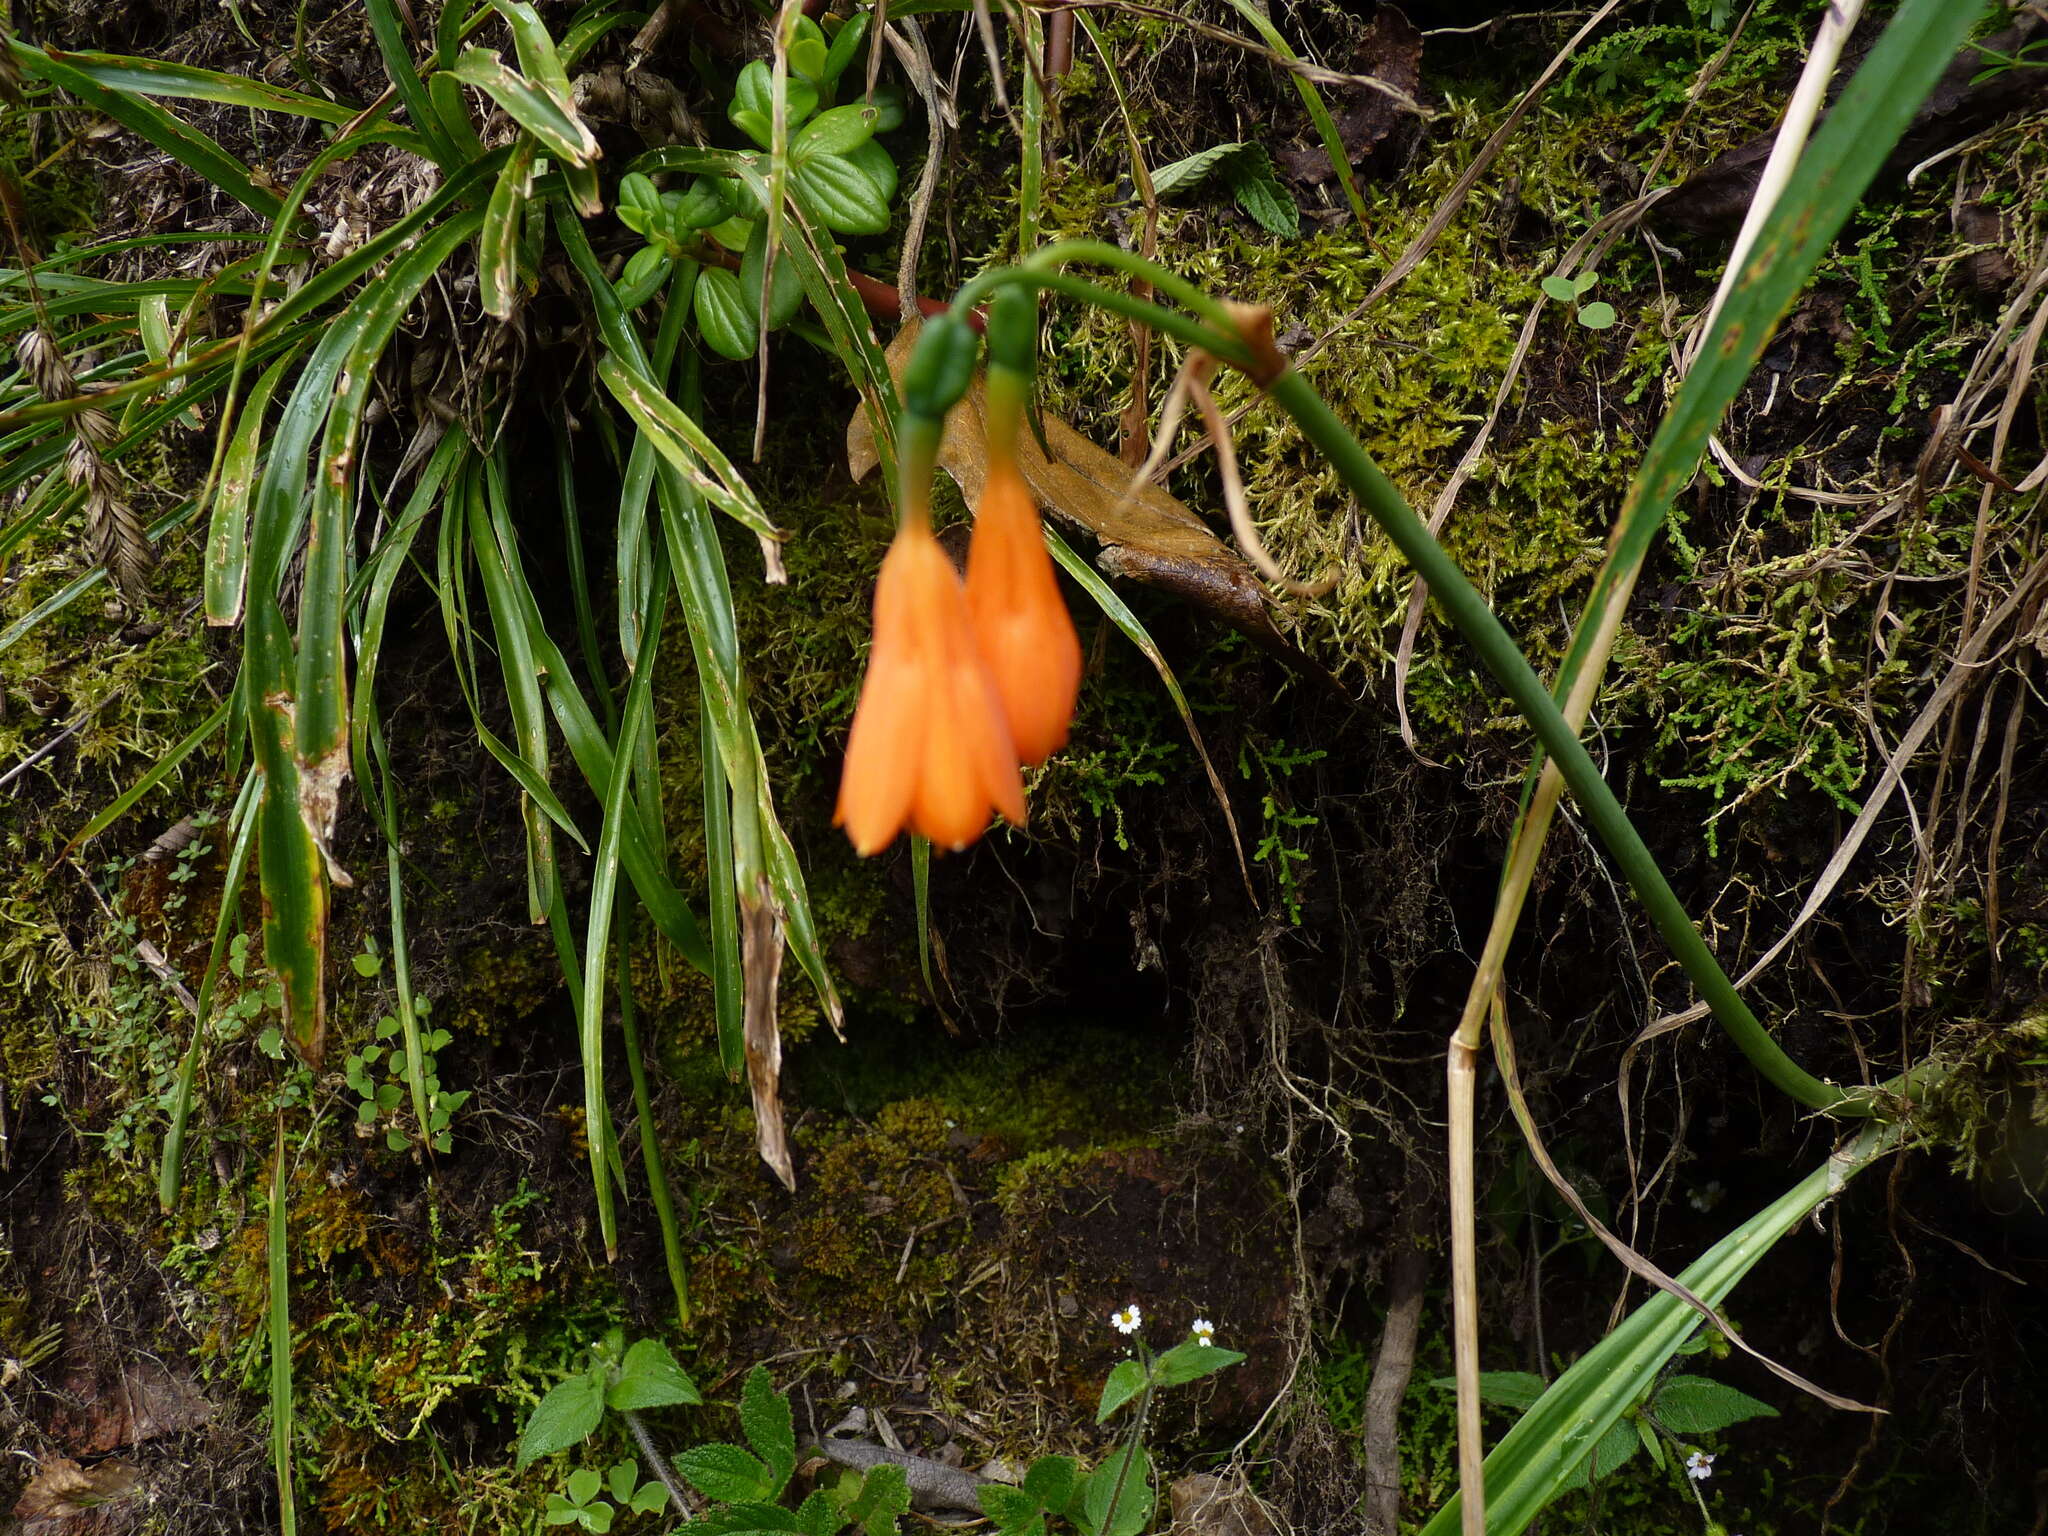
left=11, top=42, right=285, bottom=219
left=1420, top=1124, right=1897, bottom=1535
left=20, top=44, right=356, bottom=120
left=449, top=47, right=600, bottom=166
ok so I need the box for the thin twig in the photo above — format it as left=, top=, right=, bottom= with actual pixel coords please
left=893, top=17, right=946, bottom=320
left=1189, top=371, right=1336, bottom=598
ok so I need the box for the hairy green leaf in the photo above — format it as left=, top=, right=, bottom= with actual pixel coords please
left=740, top=1365, right=796, bottom=1492
left=606, top=1338, right=701, bottom=1412
left=1650, top=1375, right=1778, bottom=1436
left=675, top=1443, right=775, bottom=1505
left=518, top=1370, right=606, bottom=1468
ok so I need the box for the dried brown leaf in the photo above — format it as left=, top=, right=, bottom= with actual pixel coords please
left=741, top=875, right=794, bottom=1192
left=13, top=1456, right=144, bottom=1529
left=847, top=327, right=1289, bottom=653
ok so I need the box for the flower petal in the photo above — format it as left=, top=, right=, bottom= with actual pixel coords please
left=967, top=462, right=1082, bottom=765
left=839, top=516, right=1023, bottom=854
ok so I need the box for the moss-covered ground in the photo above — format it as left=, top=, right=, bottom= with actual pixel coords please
left=5, top=2, right=2048, bottom=1533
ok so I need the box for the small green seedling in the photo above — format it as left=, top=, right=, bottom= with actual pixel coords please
left=341, top=998, right=468, bottom=1153
left=519, top=1334, right=703, bottom=1470
left=545, top=1460, right=671, bottom=1531
left=983, top=1316, right=1246, bottom=1536
left=1542, top=270, right=1616, bottom=330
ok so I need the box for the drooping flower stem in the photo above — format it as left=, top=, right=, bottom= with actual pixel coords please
left=940, top=255, right=1859, bottom=1113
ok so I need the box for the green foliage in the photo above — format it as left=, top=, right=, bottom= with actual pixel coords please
left=341, top=992, right=467, bottom=1154
left=1448, top=1362, right=1776, bottom=1493
left=985, top=1324, right=1243, bottom=1536
left=1151, top=142, right=1301, bottom=238
left=545, top=1461, right=671, bottom=1530
left=611, top=11, right=902, bottom=354
left=519, top=1334, right=702, bottom=1469
left=1238, top=736, right=1325, bottom=924
left=1540, top=270, right=1615, bottom=330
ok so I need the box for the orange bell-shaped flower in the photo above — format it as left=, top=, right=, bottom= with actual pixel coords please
left=965, top=458, right=1082, bottom=766
left=836, top=515, right=1027, bottom=854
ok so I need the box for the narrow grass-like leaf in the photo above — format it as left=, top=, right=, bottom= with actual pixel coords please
left=467, top=460, right=562, bottom=925
left=433, top=479, right=593, bottom=853
left=349, top=432, right=469, bottom=802
left=463, top=482, right=710, bottom=967
left=158, top=771, right=260, bottom=1212
left=596, top=354, right=783, bottom=546
left=0, top=149, right=501, bottom=443
left=206, top=346, right=300, bottom=626
left=480, top=138, right=540, bottom=319
left=616, top=259, right=700, bottom=665
left=369, top=716, right=434, bottom=1150
left=1420, top=1125, right=1898, bottom=1536
left=912, top=835, right=936, bottom=1005
left=248, top=598, right=330, bottom=1066
left=427, top=71, right=488, bottom=162
left=24, top=45, right=356, bottom=120
left=10, top=43, right=286, bottom=219
left=287, top=214, right=484, bottom=1008
left=1018, top=6, right=1045, bottom=254
left=488, top=0, right=578, bottom=103
left=579, top=566, right=668, bottom=1258
left=449, top=48, right=600, bottom=166
left=67, top=698, right=231, bottom=854
left=239, top=272, right=386, bottom=1065
left=562, top=2, right=638, bottom=68
left=616, top=906, right=692, bottom=1324
left=701, top=712, right=745, bottom=1078
left=555, top=416, right=620, bottom=731
left=365, top=0, right=459, bottom=166
left=557, top=208, right=830, bottom=1021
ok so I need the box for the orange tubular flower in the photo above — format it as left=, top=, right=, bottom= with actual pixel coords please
left=835, top=515, right=1027, bottom=855
left=965, top=458, right=1082, bottom=765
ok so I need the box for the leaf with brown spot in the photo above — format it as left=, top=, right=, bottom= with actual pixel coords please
left=741, top=874, right=793, bottom=1192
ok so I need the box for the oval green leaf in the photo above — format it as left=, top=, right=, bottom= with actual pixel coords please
left=693, top=265, right=759, bottom=359
left=794, top=102, right=879, bottom=159
left=794, top=151, right=891, bottom=235
left=741, top=221, right=807, bottom=332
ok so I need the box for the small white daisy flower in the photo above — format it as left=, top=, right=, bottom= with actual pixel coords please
left=1191, top=1318, right=1216, bottom=1344
left=1110, top=1304, right=1142, bottom=1336
left=1685, top=1450, right=1714, bottom=1481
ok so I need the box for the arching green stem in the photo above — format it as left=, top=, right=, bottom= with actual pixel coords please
left=1264, top=367, right=1859, bottom=1115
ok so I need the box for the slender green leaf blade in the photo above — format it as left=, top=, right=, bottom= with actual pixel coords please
left=449, top=48, right=600, bottom=166
left=1420, top=1126, right=1896, bottom=1535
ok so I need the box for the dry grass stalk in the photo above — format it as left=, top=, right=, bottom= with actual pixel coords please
left=15, top=326, right=154, bottom=599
